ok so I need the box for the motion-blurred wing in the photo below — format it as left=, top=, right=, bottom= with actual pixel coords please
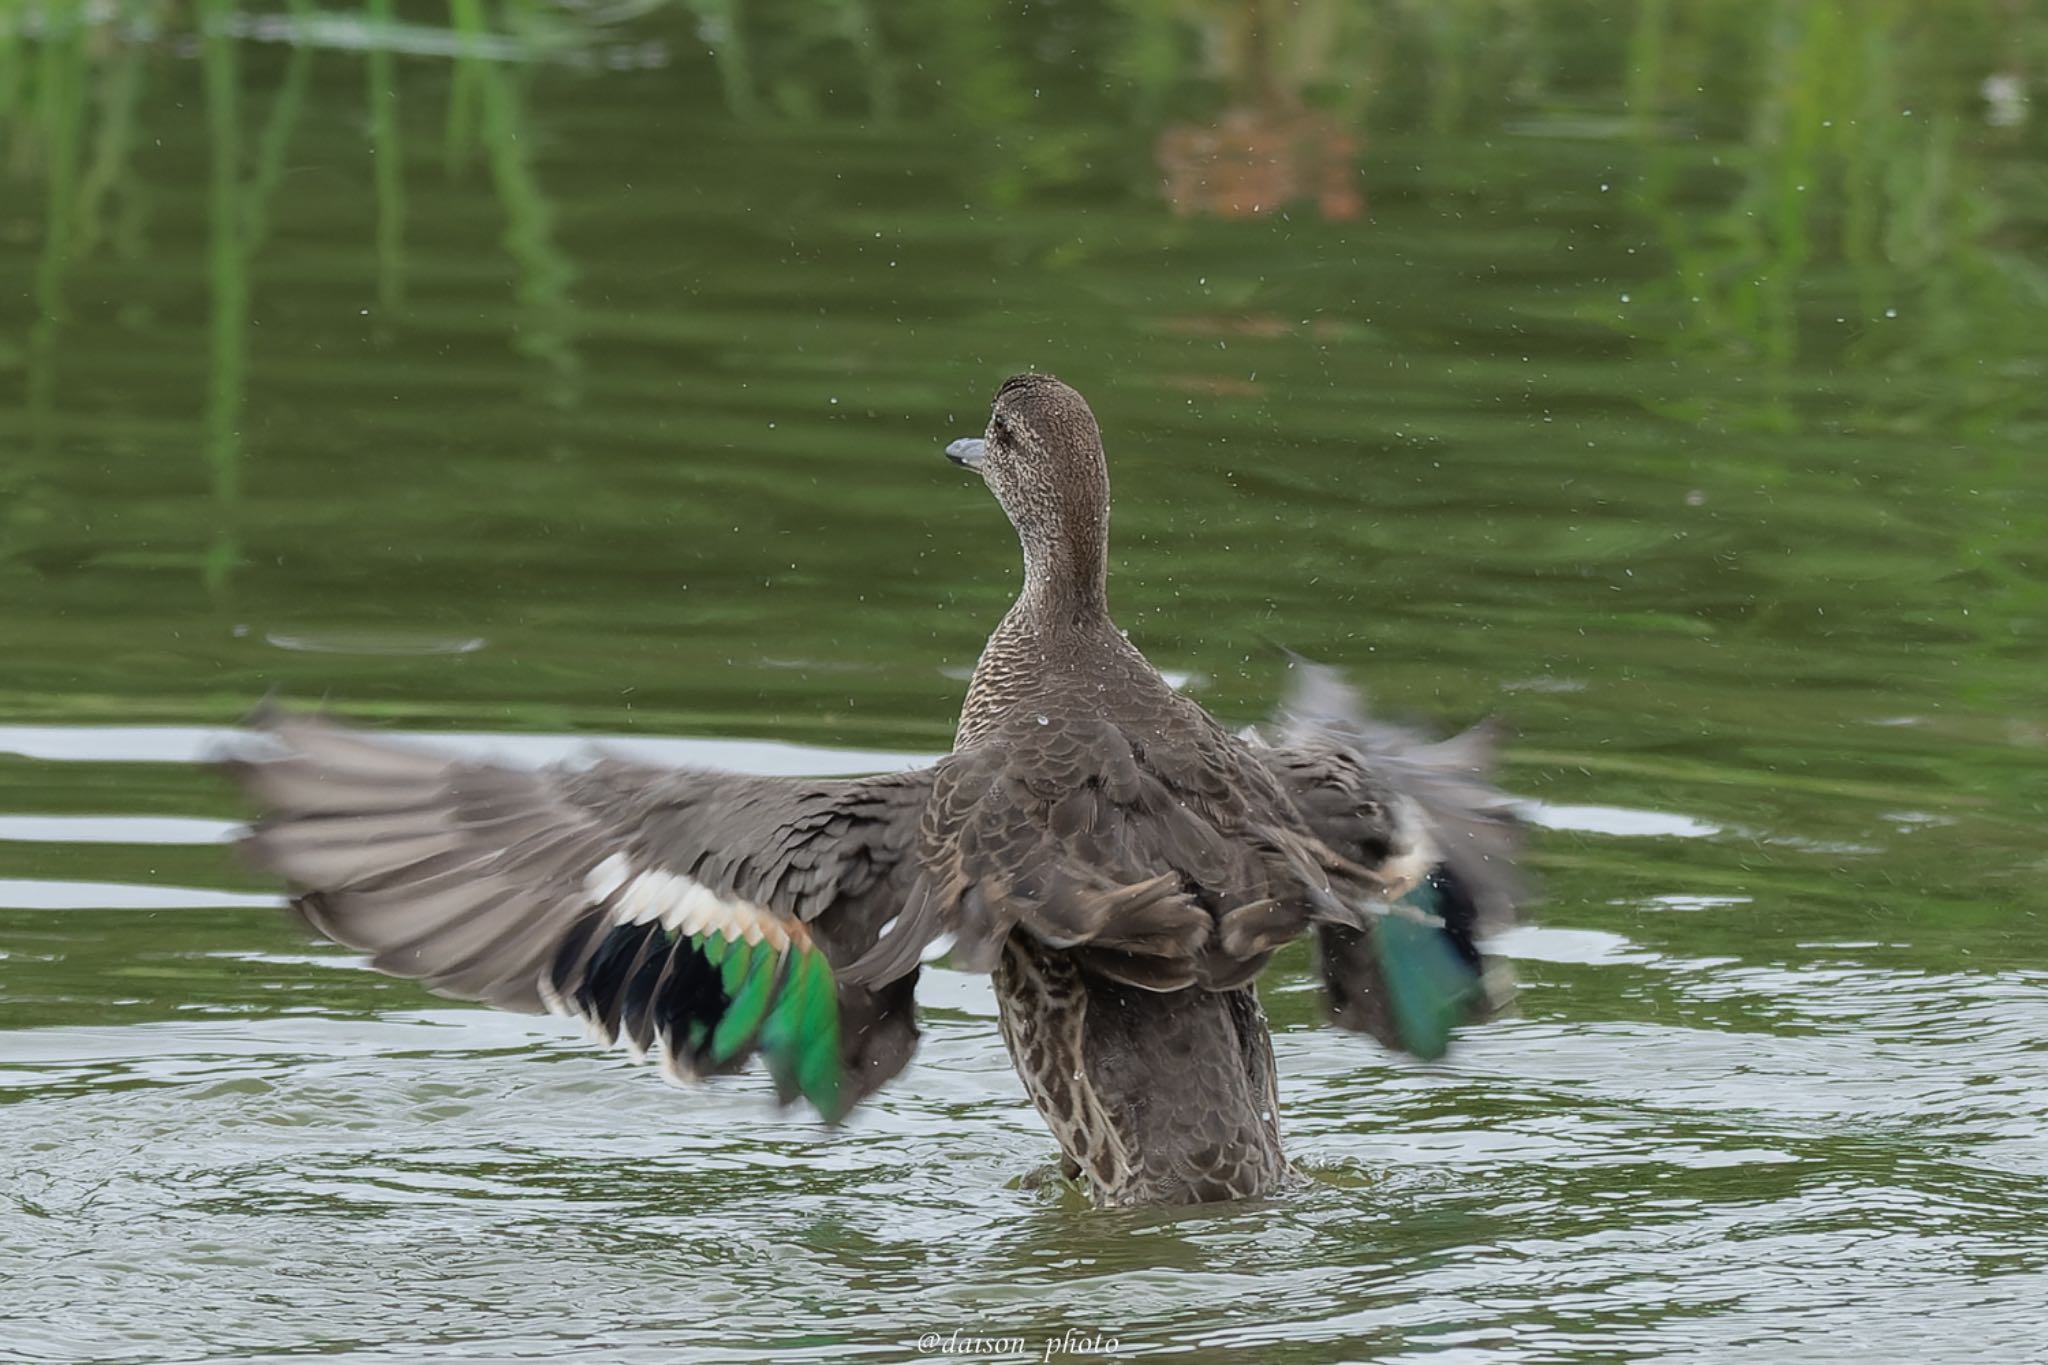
left=225, top=708, right=935, bottom=1119
left=1248, top=661, right=1528, bottom=1059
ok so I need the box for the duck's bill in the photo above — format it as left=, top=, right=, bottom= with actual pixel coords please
left=944, top=437, right=986, bottom=472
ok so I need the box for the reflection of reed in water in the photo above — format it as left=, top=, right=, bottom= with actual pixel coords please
left=366, top=0, right=405, bottom=315
left=1152, top=0, right=1364, bottom=220
left=1623, top=0, right=2043, bottom=433
left=24, top=14, right=82, bottom=465
left=452, top=0, right=580, bottom=408
left=200, top=0, right=246, bottom=603
left=1, top=0, right=589, bottom=590
left=1619, top=0, right=2047, bottom=717
left=6, top=10, right=88, bottom=575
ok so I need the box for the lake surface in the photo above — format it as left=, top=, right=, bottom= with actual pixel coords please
left=3, top=3, right=2045, bottom=1361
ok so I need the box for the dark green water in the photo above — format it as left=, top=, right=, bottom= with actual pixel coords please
left=3, top=3, right=2045, bottom=1361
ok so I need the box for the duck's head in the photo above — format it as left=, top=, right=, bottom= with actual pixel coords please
left=946, top=373, right=1110, bottom=607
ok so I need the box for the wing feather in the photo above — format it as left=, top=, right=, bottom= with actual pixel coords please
left=1246, top=660, right=1529, bottom=1057
left=226, top=708, right=936, bottom=1118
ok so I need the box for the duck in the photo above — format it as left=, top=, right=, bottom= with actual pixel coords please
left=228, top=373, right=1523, bottom=1206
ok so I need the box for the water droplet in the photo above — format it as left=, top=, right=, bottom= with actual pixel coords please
left=1036, top=715, right=1049, bottom=726
left=1885, top=308, right=1898, bottom=319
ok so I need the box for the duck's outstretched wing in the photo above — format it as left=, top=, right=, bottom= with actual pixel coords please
left=1246, top=662, right=1528, bottom=1060
left=225, top=709, right=936, bottom=1120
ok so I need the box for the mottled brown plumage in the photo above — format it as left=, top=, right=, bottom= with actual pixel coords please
left=942, top=374, right=1519, bottom=1201
left=226, top=372, right=1525, bottom=1206
left=230, top=717, right=936, bottom=1112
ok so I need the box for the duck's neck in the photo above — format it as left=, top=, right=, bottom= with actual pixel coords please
left=958, top=530, right=1111, bottom=749
left=1018, top=532, right=1109, bottom=629
left=958, top=494, right=1116, bottom=748
left=1014, top=480, right=1112, bottom=632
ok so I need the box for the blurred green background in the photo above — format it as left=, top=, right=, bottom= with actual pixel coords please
left=4, top=0, right=2040, bottom=735
left=5, top=0, right=2043, bottom=947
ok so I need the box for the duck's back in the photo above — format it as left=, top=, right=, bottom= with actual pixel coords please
left=946, top=610, right=1321, bottom=1202
left=944, top=612, right=1331, bottom=992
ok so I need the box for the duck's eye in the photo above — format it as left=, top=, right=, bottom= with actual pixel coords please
left=991, top=415, right=1014, bottom=443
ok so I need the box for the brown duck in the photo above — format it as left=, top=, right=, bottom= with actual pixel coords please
left=231, top=373, right=1522, bottom=1206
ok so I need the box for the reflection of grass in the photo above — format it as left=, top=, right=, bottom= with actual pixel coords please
left=75, top=16, right=145, bottom=260
left=243, top=0, right=315, bottom=252
left=1614, top=0, right=2046, bottom=744
left=204, top=0, right=320, bottom=599
left=1624, top=0, right=2044, bottom=433
left=833, top=0, right=897, bottom=122
left=0, top=7, right=24, bottom=142
left=443, top=9, right=481, bottom=172
left=201, top=0, right=247, bottom=603
left=6, top=0, right=586, bottom=584
left=26, top=12, right=83, bottom=463
left=367, top=0, right=407, bottom=314
left=680, top=0, right=759, bottom=118
left=2, top=0, right=2040, bottom=610
left=453, top=0, right=579, bottom=405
